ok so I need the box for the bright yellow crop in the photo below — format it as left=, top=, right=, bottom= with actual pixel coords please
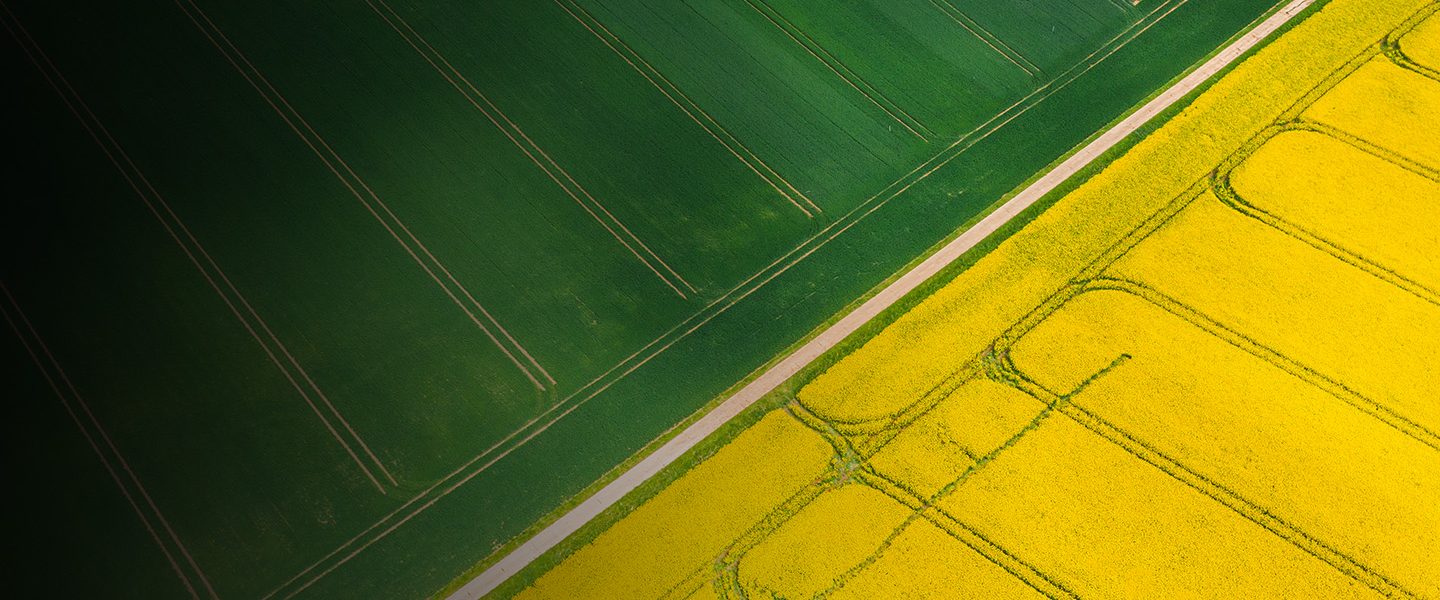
left=736, top=484, right=910, bottom=599
left=516, top=412, right=832, bottom=599
left=830, top=519, right=1043, bottom=599
left=1305, top=58, right=1440, bottom=171
left=867, top=379, right=1044, bottom=497
left=1398, top=12, right=1440, bottom=71
left=941, top=411, right=1380, bottom=598
left=681, top=583, right=721, bottom=600
left=1230, top=130, right=1440, bottom=291
left=1010, top=289, right=1440, bottom=597
left=1109, top=194, right=1440, bottom=437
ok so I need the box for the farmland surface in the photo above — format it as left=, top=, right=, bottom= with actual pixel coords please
left=2, top=0, right=1288, bottom=598
left=516, top=0, right=1440, bottom=598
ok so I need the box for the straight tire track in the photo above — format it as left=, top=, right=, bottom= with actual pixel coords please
left=741, top=0, right=933, bottom=140
left=0, top=2, right=395, bottom=493
left=365, top=0, right=696, bottom=299
left=553, top=0, right=822, bottom=217
left=928, top=0, right=1041, bottom=77
left=0, top=287, right=210, bottom=599
left=172, top=0, right=555, bottom=389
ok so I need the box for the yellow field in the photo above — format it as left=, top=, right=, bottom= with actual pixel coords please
left=517, top=1, right=1440, bottom=598
left=517, top=412, right=833, bottom=599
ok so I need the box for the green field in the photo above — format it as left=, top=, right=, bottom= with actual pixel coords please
left=0, top=0, right=1286, bottom=597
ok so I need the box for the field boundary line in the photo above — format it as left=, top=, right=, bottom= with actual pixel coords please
left=0, top=286, right=211, bottom=599
left=0, top=2, right=396, bottom=493
left=172, top=0, right=555, bottom=390
left=740, top=0, right=933, bottom=140
left=553, top=0, right=821, bottom=217
left=364, top=0, right=695, bottom=299
left=926, top=0, right=1040, bottom=76
left=450, top=2, right=1317, bottom=597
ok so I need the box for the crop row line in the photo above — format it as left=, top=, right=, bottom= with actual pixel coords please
left=845, top=0, right=1192, bottom=249
left=553, top=1, right=1201, bottom=422
left=695, top=384, right=1069, bottom=599
left=1065, top=401, right=1412, bottom=597
left=659, top=6, right=1425, bottom=596
left=1387, top=41, right=1440, bottom=82
left=655, top=562, right=719, bottom=600
left=396, top=11, right=1223, bottom=566
left=840, top=358, right=1123, bottom=598
left=851, top=353, right=1139, bottom=598
left=1104, top=0, right=1138, bottom=14
left=784, top=4, right=1409, bottom=499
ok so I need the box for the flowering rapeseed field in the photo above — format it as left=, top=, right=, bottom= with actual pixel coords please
left=518, top=0, right=1440, bottom=597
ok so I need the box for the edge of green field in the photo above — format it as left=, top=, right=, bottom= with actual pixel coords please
left=442, top=1, right=1330, bottom=597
